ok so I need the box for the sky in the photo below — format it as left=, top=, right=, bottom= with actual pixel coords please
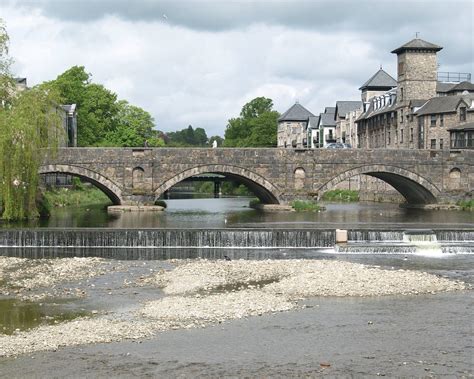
left=1, top=0, right=473, bottom=137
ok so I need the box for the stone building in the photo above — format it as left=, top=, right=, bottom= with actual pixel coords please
left=277, top=102, right=314, bottom=148
left=357, top=38, right=474, bottom=149
left=334, top=101, right=363, bottom=146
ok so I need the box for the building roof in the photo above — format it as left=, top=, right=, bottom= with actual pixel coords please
left=437, top=82, right=457, bottom=93
left=359, top=69, right=397, bottom=90
left=61, top=104, right=77, bottom=114
left=308, top=116, right=320, bottom=129
left=391, top=38, right=443, bottom=54
left=448, top=121, right=474, bottom=131
left=415, top=95, right=470, bottom=116
left=320, top=112, right=336, bottom=127
left=278, top=102, right=314, bottom=122
left=324, top=106, right=335, bottom=114
left=409, top=99, right=428, bottom=108
left=335, top=101, right=362, bottom=118
left=14, top=77, right=27, bottom=85
left=449, top=81, right=474, bottom=92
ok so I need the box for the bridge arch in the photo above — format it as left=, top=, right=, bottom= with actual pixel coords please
left=154, top=164, right=281, bottom=204
left=39, top=164, right=123, bottom=205
left=317, top=165, right=441, bottom=204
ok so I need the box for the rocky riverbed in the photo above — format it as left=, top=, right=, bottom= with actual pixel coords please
left=0, top=256, right=468, bottom=357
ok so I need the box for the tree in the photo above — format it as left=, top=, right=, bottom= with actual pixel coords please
left=0, top=20, right=62, bottom=220
left=224, top=97, right=279, bottom=147
left=166, top=125, right=208, bottom=146
left=208, top=135, right=224, bottom=147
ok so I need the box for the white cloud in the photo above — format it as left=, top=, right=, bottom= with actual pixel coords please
left=1, top=1, right=472, bottom=137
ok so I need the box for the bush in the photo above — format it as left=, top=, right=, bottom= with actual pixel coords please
left=43, top=187, right=111, bottom=207
left=154, top=199, right=168, bottom=208
left=72, top=177, right=85, bottom=191
left=322, top=189, right=359, bottom=202
left=291, top=200, right=321, bottom=212
left=457, top=199, right=474, bottom=211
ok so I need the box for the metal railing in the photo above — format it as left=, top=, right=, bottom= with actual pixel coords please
left=437, top=72, right=471, bottom=82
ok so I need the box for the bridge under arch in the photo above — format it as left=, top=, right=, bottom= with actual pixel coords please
left=39, top=164, right=123, bottom=205
left=317, top=165, right=440, bottom=204
left=154, top=164, right=281, bottom=204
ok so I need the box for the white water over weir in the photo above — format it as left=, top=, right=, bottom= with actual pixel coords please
left=0, top=228, right=472, bottom=254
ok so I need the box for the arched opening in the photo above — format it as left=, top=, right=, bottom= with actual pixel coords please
left=39, top=164, right=122, bottom=205
left=154, top=165, right=280, bottom=204
left=318, top=165, right=439, bottom=205
left=448, top=168, right=461, bottom=191
left=294, top=168, right=306, bottom=190
left=132, top=167, right=145, bottom=192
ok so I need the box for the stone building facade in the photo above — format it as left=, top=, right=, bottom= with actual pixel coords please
left=357, top=38, right=474, bottom=150
left=277, top=102, right=314, bottom=148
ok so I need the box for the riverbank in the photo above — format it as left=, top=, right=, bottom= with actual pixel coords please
left=0, top=257, right=467, bottom=357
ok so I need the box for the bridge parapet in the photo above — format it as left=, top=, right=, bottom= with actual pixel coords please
left=40, top=148, right=474, bottom=205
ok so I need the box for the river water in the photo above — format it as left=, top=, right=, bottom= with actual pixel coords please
left=0, top=198, right=473, bottom=377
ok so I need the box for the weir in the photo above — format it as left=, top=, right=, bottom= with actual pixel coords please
left=0, top=228, right=472, bottom=255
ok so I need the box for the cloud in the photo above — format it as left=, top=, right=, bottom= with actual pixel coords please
left=1, top=0, right=472, bottom=137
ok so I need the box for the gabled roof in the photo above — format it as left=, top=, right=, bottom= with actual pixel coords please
left=324, top=106, right=335, bottom=114
left=278, top=102, right=314, bottom=122
left=308, top=116, right=320, bottom=129
left=449, top=81, right=474, bottom=92
left=415, top=95, right=470, bottom=116
left=359, top=69, right=397, bottom=90
left=391, top=38, right=443, bottom=54
left=320, top=112, right=336, bottom=127
left=437, top=82, right=457, bottom=93
left=335, top=101, right=362, bottom=118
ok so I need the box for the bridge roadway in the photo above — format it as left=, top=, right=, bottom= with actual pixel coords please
left=40, top=147, right=474, bottom=206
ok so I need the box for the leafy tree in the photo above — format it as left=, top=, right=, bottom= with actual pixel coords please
left=166, top=125, right=208, bottom=146
left=224, top=97, right=279, bottom=147
left=104, top=100, right=155, bottom=147
left=208, top=135, right=224, bottom=147
left=0, top=20, right=62, bottom=220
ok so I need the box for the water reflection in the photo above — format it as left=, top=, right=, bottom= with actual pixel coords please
left=1, top=198, right=473, bottom=229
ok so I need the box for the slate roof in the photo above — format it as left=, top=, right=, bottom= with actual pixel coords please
left=448, top=121, right=474, bottom=131
left=324, top=107, right=336, bottom=114
left=437, top=82, right=457, bottom=93
left=409, top=99, right=428, bottom=108
left=308, top=116, right=320, bottom=129
left=356, top=89, right=397, bottom=121
left=415, top=95, right=471, bottom=116
left=320, top=112, right=336, bottom=127
left=391, top=38, right=443, bottom=54
left=278, top=103, right=315, bottom=122
left=437, top=81, right=474, bottom=93
left=359, top=69, right=397, bottom=90
left=335, top=101, right=362, bottom=118
left=14, top=77, right=27, bottom=85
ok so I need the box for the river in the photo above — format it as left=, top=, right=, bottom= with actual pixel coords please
left=0, top=198, right=472, bottom=377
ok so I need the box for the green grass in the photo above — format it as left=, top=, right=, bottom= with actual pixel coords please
left=290, top=200, right=321, bottom=212
left=43, top=186, right=111, bottom=207
left=322, top=189, right=359, bottom=202
left=457, top=199, right=474, bottom=211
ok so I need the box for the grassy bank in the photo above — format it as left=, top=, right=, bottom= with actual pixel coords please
left=322, top=189, right=359, bottom=202
left=290, top=200, right=321, bottom=212
left=457, top=199, right=474, bottom=211
left=43, top=186, right=111, bottom=208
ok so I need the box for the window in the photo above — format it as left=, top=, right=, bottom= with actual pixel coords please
left=460, top=107, right=467, bottom=121
left=400, top=109, right=404, bottom=123
left=430, top=115, right=436, bottom=127
left=410, top=128, right=414, bottom=142
left=400, top=88, right=404, bottom=101
left=400, top=129, right=404, bottom=143
left=387, top=131, right=391, bottom=145
left=439, top=138, right=444, bottom=149
left=440, top=114, right=444, bottom=127
left=430, top=139, right=436, bottom=149
left=418, top=117, right=425, bottom=149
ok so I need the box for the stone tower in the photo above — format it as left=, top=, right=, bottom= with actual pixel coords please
left=391, top=38, right=442, bottom=105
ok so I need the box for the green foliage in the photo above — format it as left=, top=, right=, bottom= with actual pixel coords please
left=291, top=200, right=321, bottom=212
left=154, top=199, right=168, bottom=208
left=42, top=66, right=159, bottom=147
left=166, top=125, right=208, bottom=147
left=43, top=186, right=111, bottom=207
left=456, top=199, right=474, bottom=211
left=72, top=177, right=85, bottom=191
left=249, top=199, right=261, bottom=208
left=224, top=97, right=279, bottom=147
left=208, top=135, right=224, bottom=147
left=322, top=189, right=359, bottom=202
left=195, top=181, right=252, bottom=196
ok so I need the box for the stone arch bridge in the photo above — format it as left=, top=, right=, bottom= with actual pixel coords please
left=40, top=148, right=473, bottom=206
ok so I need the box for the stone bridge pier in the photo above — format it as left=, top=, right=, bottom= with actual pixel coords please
left=40, top=148, right=474, bottom=206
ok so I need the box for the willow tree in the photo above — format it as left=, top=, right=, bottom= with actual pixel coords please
left=0, top=20, right=62, bottom=220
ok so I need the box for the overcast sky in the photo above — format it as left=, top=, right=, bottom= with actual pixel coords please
left=1, top=0, right=473, bottom=136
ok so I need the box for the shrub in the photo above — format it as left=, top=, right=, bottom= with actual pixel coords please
left=291, top=200, right=321, bottom=212
left=457, top=199, right=474, bottom=211
left=322, top=189, right=359, bottom=202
